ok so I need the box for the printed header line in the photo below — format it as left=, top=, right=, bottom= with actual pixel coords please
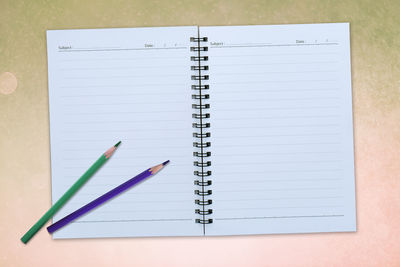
left=210, top=43, right=339, bottom=48
left=58, top=47, right=187, bottom=52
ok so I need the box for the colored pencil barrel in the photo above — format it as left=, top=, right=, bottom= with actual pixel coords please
left=47, top=160, right=169, bottom=234
left=20, top=141, right=120, bottom=244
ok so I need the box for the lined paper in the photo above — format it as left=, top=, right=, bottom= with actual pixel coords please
left=201, top=24, right=356, bottom=235
left=47, top=27, right=199, bottom=238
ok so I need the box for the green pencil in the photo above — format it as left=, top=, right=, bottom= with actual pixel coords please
left=21, top=141, right=121, bottom=244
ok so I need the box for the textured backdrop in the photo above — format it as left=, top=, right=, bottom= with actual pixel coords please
left=1, top=0, right=399, bottom=266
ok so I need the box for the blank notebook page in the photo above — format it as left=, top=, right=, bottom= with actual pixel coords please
left=47, top=27, right=199, bottom=238
left=202, top=24, right=356, bottom=235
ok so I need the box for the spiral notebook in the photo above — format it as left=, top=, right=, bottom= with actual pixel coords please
left=47, top=23, right=356, bottom=238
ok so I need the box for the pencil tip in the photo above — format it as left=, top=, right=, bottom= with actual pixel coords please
left=162, top=160, right=170, bottom=166
left=114, top=141, right=121, bottom=147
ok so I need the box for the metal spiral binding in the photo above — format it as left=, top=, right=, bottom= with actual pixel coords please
left=191, top=35, right=213, bottom=226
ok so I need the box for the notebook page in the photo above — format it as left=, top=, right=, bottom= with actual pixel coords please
left=201, top=23, right=356, bottom=235
left=47, top=26, right=200, bottom=238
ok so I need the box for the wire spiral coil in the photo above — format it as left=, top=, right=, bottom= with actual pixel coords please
left=191, top=35, right=213, bottom=225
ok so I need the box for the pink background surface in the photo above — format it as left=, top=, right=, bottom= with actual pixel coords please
left=1, top=0, right=399, bottom=266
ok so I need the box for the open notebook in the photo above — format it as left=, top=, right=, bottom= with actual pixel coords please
left=47, top=23, right=355, bottom=238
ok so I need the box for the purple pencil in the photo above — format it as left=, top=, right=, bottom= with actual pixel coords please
left=47, top=160, right=170, bottom=234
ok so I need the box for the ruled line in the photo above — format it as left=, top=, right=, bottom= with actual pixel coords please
left=73, top=218, right=193, bottom=223
left=213, top=115, right=340, bottom=121
left=210, top=43, right=339, bottom=48
left=58, top=64, right=187, bottom=71
left=62, top=154, right=191, bottom=160
left=214, top=70, right=338, bottom=75
left=217, top=196, right=343, bottom=202
left=62, top=100, right=187, bottom=106
left=211, top=159, right=341, bottom=166
left=215, top=215, right=344, bottom=220
left=63, top=118, right=187, bottom=124
left=62, top=172, right=190, bottom=178
left=220, top=205, right=344, bottom=211
left=60, top=128, right=189, bottom=133
left=61, top=136, right=191, bottom=142
left=217, top=187, right=341, bottom=193
left=211, top=88, right=339, bottom=94
left=62, top=162, right=188, bottom=169
left=212, top=61, right=339, bottom=66
left=212, top=169, right=343, bottom=176
left=213, top=97, right=341, bottom=103
left=212, top=125, right=339, bottom=130
left=210, top=133, right=340, bottom=138
left=219, top=178, right=343, bottom=184
left=211, top=52, right=339, bottom=57
left=62, top=110, right=188, bottom=115
left=60, top=91, right=189, bottom=97
left=213, top=106, right=340, bottom=112
left=70, top=199, right=192, bottom=205
left=214, top=151, right=340, bottom=156
left=211, top=79, right=337, bottom=85
left=77, top=191, right=194, bottom=196
left=63, top=181, right=190, bottom=187
left=62, top=144, right=189, bottom=151
left=59, top=83, right=186, bottom=88
left=64, top=208, right=194, bottom=214
left=63, top=74, right=185, bottom=79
